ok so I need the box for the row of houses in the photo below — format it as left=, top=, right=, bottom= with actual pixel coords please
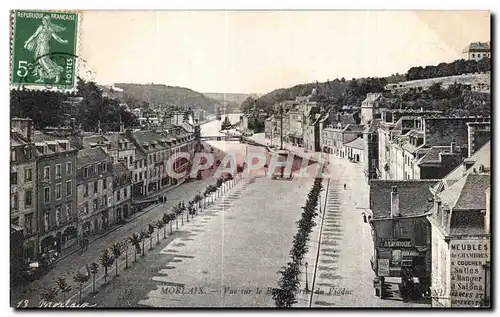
left=355, top=87, right=491, bottom=306
left=369, top=140, right=490, bottom=307
left=11, top=117, right=196, bottom=264
left=263, top=90, right=367, bottom=161
left=262, top=84, right=491, bottom=307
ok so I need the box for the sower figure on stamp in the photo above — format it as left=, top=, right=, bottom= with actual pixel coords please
left=24, top=15, right=68, bottom=83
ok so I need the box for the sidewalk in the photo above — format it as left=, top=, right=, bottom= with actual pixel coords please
left=10, top=144, right=238, bottom=307
left=11, top=170, right=247, bottom=307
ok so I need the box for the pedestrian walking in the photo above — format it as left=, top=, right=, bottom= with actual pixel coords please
left=344, top=184, right=346, bottom=190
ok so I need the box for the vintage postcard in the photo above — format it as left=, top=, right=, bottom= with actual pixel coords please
left=9, top=10, right=491, bottom=309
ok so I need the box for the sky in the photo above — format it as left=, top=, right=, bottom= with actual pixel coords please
left=79, top=11, right=490, bottom=94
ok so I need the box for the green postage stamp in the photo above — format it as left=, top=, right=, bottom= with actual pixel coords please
left=10, top=10, right=79, bottom=89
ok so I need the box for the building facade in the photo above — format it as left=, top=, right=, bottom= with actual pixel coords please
left=462, top=42, right=491, bottom=61
left=370, top=180, right=439, bottom=297
left=113, top=162, right=132, bottom=222
left=34, top=132, right=78, bottom=257
left=11, top=119, right=38, bottom=262
left=427, top=141, right=491, bottom=307
left=76, top=148, right=114, bottom=237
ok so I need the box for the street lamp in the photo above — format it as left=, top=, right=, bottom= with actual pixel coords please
left=305, top=262, right=309, bottom=293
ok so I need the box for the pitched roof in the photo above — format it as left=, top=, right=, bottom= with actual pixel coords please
left=370, top=180, right=439, bottom=219
left=438, top=173, right=490, bottom=211
left=11, top=132, right=28, bottom=147
left=77, top=147, right=111, bottom=168
left=105, top=133, right=136, bottom=150
left=417, top=146, right=451, bottom=164
left=82, top=135, right=109, bottom=148
left=462, top=42, right=490, bottom=53
left=438, top=141, right=490, bottom=186
left=343, top=124, right=364, bottom=133
left=33, top=132, right=73, bottom=156
left=344, top=138, right=364, bottom=150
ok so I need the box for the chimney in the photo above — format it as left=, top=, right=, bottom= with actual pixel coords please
left=390, top=186, right=399, bottom=218
left=485, top=187, right=490, bottom=234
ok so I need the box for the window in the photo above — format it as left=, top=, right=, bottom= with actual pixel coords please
left=66, top=162, right=72, bottom=175
left=134, top=161, right=138, bottom=169
left=55, top=207, right=61, bottom=226
left=44, top=187, right=50, bottom=203
left=103, top=179, right=107, bottom=190
left=66, top=204, right=71, bottom=222
left=472, top=53, right=475, bottom=58
left=24, top=168, right=32, bottom=182
left=139, top=172, right=143, bottom=181
left=117, top=190, right=121, bottom=201
left=94, top=165, right=98, bottom=174
left=55, top=183, right=62, bottom=200
left=93, top=198, right=99, bottom=210
left=84, top=167, right=89, bottom=178
left=44, top=166, right=50, bottom=180
left=12, top=193, right=19, bottom=211
left=129, top=156, right=133, bottom=165
left=25, top=189, right=32, bottom=207
left=11, top=172, right=17, bottom=185
left=149, top=155, right=152, bottom=165
left=25, top=149, right=32, bottom=160
left=11, top=150, right=16, bottom=162
left=94, top=181, right=98, bottom=193
left=134, top=174, right=138, bottom=182
left=84, top=184, right=89, bottom=196
left=25, top=213, right=33, bottom=235
left=83, top=202, right=89, bottom=214
left=55, top=164, right=62, bottom=178
left=66, top=180, right=72, bottom=196
left=124, top=187, right=127, bottom=198
left=102, top=163, right=107, bottom=172
left=44, top=212, right=49, bottom=231
left=102, top=195, right=107, bottom=207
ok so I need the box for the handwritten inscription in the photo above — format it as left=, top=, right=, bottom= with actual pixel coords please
left=16, top=299, right=97, bottom=308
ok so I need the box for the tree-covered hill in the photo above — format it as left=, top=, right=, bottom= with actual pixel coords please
left=108, top=83, right=218, bottom=114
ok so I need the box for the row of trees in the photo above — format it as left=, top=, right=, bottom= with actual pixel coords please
left=37, top=169, right=244, bottom=305
left=384, top=82, right=490, bottom=117
left=272, top=178, right=323, bottom=307
left=406, top=57, right=490, bottom=81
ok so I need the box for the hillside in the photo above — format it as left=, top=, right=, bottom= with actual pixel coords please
left=386, top=72, right=490, bottom=92
left=240, top=77, right=387, bottom=115
left=103, top=83, right=219, bottom=114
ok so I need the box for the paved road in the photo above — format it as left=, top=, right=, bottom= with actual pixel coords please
left=136, top=174, right=315, bottom=307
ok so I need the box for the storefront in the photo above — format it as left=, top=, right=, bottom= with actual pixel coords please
left=376, top=238, right=428, bottom=279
